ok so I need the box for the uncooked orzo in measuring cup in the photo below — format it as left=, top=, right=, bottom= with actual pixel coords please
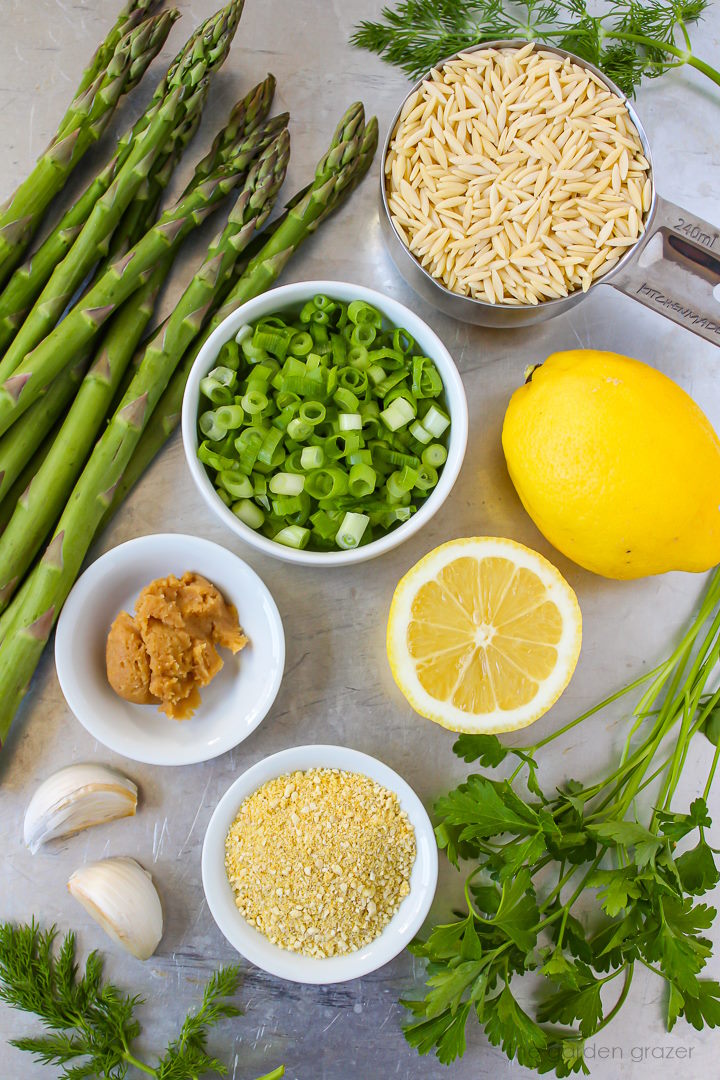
left=385, top=43, right=652, bottom=305
left=224, top=768, right=416, bottom=957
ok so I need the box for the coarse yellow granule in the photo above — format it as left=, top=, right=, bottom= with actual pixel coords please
left=224, top=767, right=417, bottom=958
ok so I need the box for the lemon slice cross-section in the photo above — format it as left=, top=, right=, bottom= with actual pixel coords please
left=387, top=537, right=582, bottom=734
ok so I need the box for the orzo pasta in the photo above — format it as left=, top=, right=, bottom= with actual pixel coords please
left=384, top=44, right=651, bottom=305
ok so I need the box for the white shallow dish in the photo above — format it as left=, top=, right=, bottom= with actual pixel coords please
left=55, top=533, right=285, bottom=766
left=202, top=744, right=438, bottom=984
left=182, top=280, right=468, bottom=567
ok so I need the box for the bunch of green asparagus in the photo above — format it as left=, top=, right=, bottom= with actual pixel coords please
left=0, top=0, right=377, bottom=748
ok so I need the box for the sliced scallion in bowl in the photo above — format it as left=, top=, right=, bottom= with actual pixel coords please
left=195, top=295, right=452, bottom=552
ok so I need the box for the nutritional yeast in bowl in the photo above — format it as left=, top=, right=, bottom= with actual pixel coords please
left=224, top=767, right=416, bottom=957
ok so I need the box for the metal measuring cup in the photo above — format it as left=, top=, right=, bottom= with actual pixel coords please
left=379, top=40, right=720, bottom=344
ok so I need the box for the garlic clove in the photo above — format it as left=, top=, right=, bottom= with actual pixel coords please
left=24, top=764, right=138, bottom=854
left=67, top=856, right=163, bottom=961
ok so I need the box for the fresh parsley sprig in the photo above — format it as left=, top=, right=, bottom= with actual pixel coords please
left=403, top=567, right=720, bottom=1076
left=0, top=922, right=285, bottom=1080
left=352, top=1, right=720, bottom=97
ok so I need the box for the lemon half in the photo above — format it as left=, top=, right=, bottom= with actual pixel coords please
left=387, top=537, right=582, bottom=734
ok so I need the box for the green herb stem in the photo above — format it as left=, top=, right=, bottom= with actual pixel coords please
left=605, top=28, right=720, bottom=89
left=593, top=964, right=634, bottom=1034
left=123, top=1049, right=157, bottom=1076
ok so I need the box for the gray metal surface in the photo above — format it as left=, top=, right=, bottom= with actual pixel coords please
left=0, top=2, right=719, bottom=1078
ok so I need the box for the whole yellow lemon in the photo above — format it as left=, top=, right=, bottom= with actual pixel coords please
left=502, top=350, right=720, bottom=579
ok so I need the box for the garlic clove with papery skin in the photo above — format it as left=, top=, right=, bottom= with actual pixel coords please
left=67, top=857, right=163, bottom=961
left=24, top=764, right=138, bottom=854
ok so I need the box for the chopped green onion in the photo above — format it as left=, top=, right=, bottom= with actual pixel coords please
left=334, top=386, right=359, bottom=412
left=409, top=419, right=432, bottom=444
left=298, top=400, right=326, bottom=426
left=380, top=397, right=415, bottom=431
left=347, top=449, right=373, bottom=466
left=301, top=445, right=324, bottom=470
left=422, top=404, right=450, bottom=437
left=348, top=463, right=377, bottom=497
left=269, top=472, right=305, bottom=496
left=305, top=467, right=349, bottom=500
left=209, top=366, right=236, bottom=388
left=422, top=442, right=448, bottom=467
left=372, top=443, right=419, bottom=469
left=219, top=339, right=241, bottom=370
left=412, top=356, right=443, bottom=397
left=324, top=432, right=361, bottom=460
left=257, top=427, right=284, bottom=466
left=199, top=410, right=226, bottom=441
left=218, top=471, right=253, bottom=499
left=290, top=330, right=313, bottom=356
left=348, top=300, right=382, bottom=326
left=414, top=464, right=439, bottom=492
left=347, top=345, right=369, bottom=369
left=338, top=367, right=368, bottom=394
left=215, top=404, right=245, bottom=431
left=197, top=441, right=235, bottom=472
left=233, top=498, right=265, bottom=529
left=387, top=466, right=418, bottom=498
left=242, top=389, right=268, bottom=415
left=274, top=525, right=310, bottom=549
left=197, top=296, right=451, bottom=552
left=336, top=511, right=369, bottom=549
left=351, top=322, right=376, bottom=348
left=272, top=494, right=304, bottom=516
left=311, top=509, right=341, bottom=540
left=287, top=417, right=313, bottom=441
left=314, top=294, right=337, bottom=312
left=393, top=328, right=414, bottom=354
left=375, top=371, right=407, bottom=397
left=199, top=379, right=233, bottom=405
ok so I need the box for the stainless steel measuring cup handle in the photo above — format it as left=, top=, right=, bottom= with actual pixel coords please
left=609, top=195, right=720, bottom=346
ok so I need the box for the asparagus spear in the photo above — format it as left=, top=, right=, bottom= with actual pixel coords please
left=0, top=106, right=200, bottom=509
left=0, top=9, right=177, bottom=289
left=0, top=440, right=54, bottom=538
left=0, top=142, right=285, bottom=435
left=0, top=2, right=243, bottom=387
left=0, top=11, right=195, bottom=353
left=67, top=1, right=163, bottom=106
left=0, top=276, right=163, bottom=609
left=103, top=110, right=379, bottom=519
left=0, top=137, right=290, bottom=741
left=0, top=70, right=276, bottom=357
left=0, top=359, right=89, bottom=507
left=0, top=87, right=281, bottom=509
left=0, top=132, right=290, bottom=612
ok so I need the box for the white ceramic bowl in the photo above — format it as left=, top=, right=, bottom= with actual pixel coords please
left=182, top=280, right=468, bottom=566
left=202, top=744, right=438, bottom=984
left=55, top=533, right=285, bottom=766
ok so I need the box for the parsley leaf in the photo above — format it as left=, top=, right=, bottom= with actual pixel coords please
left=537, top=980, right=605, bottom=1038
left=676, top=839, right=720, bottom=895
left=403, top=1002, right=472, bottom=1064
left=483, top=985, right=548, bottom=1068
left=588, top=821, right=663, bottom=868
left=587, top=866, right=643, bottom=917
left=435, top=775, right=539, bottom=839
left=656, top=798, right=712, bottom=842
